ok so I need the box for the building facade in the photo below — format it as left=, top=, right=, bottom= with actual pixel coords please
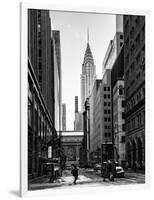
left=102, top=32, right=123, bottom=75
left=124, top=15, right=145, bottom=169
left=111, top=46, right=125, bottom=165
left=89, top=80, right=102, bottom=164
left=74, top=112, right=83, bottom=131
left=112, top=80, right=125, bottom=165
left=53, top=30, right=62, bottom=132
left=100, top=70, right=113, bottom=162
left=61, top=131, right=83, bottom=167
left=81, top=36, right=96, bottom=112
left=89, top=70, right=113, bottom=164
left=28, top=9, right=62, bottom=181
left=75, top=96, right=79, bottom=113
left=74, top=96, right=83, bottom=131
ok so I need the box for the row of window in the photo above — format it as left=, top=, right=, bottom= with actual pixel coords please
left=125, top=47, right=145, bottom=70
left=104, top=86, right=110, bottom=91
left=125, top=26, right=144, bottom=51
left=28, top=84, right=53, bottom=140
left=104, top=109, right=111, bottom=114
left=104, top=117, right=111, bottom=122
left=126, top=111, right=145, bottom=131
left=28, top=98, right=52, bottom=140
left=124, top=16, right=143, bottom=34
left=104, top=94, right=110, bottom=99
left=104, top=132, right=112, bottom=138
left=104, top=101, right=111, bottom=107
left=104, top=125, right=111, bottom=129
left=126, top=87, right=145, bottom=112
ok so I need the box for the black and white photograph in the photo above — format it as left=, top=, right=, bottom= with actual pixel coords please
left=1, top=0, right=154, bottom=199
left=24, top=5, right=146, bottom=194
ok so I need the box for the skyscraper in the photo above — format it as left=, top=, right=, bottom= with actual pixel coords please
left=53, top=30, right=62, bottom=132
left=75, top=96, right=79, bottom=113
left=74, top=96, right=83, bottom=131
left=81, top=31, right=96, bottom=112
left=28, top=9, right=61, bottom=180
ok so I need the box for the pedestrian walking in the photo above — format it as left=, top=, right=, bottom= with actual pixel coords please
left=71, top=164, right=78, bottom=184
left=109, top=161, right=116, bottom=181
left=102, top=161, right=110, bottom=182
left=133, top=161, right=138, bottom=172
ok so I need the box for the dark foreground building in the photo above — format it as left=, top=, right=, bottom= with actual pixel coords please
left=28, top=9, right=61, bottom=181
left=111, top=47, right=125, bottom=166
left=124, top=15, right=145, bottom=169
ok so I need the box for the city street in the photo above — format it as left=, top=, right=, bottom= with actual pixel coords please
left=29, top=168, right=145, bottom=190
left=27, top=12, right=145, bottom=193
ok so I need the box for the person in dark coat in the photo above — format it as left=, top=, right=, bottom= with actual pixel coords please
left=102, top=161, right=110, bottom=182
left=110, top=161, right=116, bottom=181
left=71, top=164, right=78, bottom=184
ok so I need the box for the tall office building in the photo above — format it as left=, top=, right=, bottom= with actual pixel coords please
left=74, top=96, right=83, bottom=131
left=89, top=80, right=102, bottom=162
left=89, top=71, right=113, bottom=163
left=75, top=96, right=79, bottom=113
left=53, top=30, right=62, bottom=132
left=124, top=15, right=145, bottom=168
left=111, top=47, right=125, bottom=165
left=28, top=9, right=61, bottom=180
left=62, top=104, right=66, bottom=131
left=81, top=32, right=96, bottom=112
left=102, top=15, right=123, bottom=75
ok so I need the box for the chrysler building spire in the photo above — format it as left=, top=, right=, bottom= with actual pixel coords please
left=81, top=31, right=96, bottom=112
left=87, top=28, right=89, bottom=43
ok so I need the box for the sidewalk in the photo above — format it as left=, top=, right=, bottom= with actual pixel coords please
left=28, top=177, right=63, bottom=190
left=28, top=174, right=103, bottom=190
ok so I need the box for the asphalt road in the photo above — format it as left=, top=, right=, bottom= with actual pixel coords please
left=28, top=168, right=145, bottom=190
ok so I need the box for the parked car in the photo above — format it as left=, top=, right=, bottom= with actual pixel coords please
left=115, top=166, right=125, bottom=178
left=94, top=163, right=102, bottom=171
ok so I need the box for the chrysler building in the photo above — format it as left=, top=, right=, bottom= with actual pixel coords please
left=81, top=31, right=96, bottom=112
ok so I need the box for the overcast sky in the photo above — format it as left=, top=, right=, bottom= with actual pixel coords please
left=50, top=10, right=116, bottom=130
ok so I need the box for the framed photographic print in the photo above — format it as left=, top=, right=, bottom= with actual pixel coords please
left=20, top=2, right=149, bottom=197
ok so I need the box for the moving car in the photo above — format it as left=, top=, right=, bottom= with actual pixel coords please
left=115, top=166, right=125, bottom=178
